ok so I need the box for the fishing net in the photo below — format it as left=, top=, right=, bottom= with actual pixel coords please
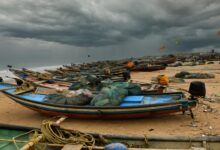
left=90, top=82, right=141, bottom=106
left=175, top=71, right=190, bottom=78
left=184, top=73, right=215, bottom=79
left=68, top=82, right=87, bottom=90
left=111, top=82, right=142, bottom=95
left=91, top=86, right=128, bottom=106
left=43, top=93, right=92, bottom=105
left=175, top=71, right=215, bottom=79
left=68, top=75, right=100, bottom=90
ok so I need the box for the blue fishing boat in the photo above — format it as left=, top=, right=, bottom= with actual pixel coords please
left=0, top=83, right=196, bottom=119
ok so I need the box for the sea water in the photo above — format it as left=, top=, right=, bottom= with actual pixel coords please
left=0, top=65, right=62, bottom=81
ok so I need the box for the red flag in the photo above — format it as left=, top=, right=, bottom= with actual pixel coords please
left=159, top=45, right=166, bottom=51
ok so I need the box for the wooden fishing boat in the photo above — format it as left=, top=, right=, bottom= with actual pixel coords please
left=1, top=83, right=196, bottom=119
left=0, top=124, right=219, bottom=150
left=0, top=83, right=16, bottom=91
left=9, top=68, right=164, bottom=93
left=152, top=55, right=177, bottom=65
left=9, top=68, right=71, bottom=90
left=132, top=65, right=166, bottom=72
left=44, top=69, right=67, bottom=75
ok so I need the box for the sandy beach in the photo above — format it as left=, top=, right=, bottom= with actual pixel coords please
left=0, top=62, right=220, bottom=137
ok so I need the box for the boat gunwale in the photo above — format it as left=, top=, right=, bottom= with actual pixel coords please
left=2, top=89, right=196, bottom=110
left=0, top=123, right=219, bottom=142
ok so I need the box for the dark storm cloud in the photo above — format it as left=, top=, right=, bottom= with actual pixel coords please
left=0, top=0, right=220, bottom=50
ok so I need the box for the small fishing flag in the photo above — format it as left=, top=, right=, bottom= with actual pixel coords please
left=175, top=38, right=181, bottom=45
left=159, top=45, right=166, bottom=51
left=216, top=31, right=220, bottom=37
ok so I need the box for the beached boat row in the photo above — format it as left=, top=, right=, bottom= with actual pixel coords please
left=0, top=54, right=199, bottom=119
left=1, top=53, right=218, bottom=150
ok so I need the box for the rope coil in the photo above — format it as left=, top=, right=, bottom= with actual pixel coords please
left=40, top=120, right=95, bottom=149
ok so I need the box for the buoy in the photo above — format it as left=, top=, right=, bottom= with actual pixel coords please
left=158, top=75, right=169, bottom=85
left=126, top=61, right=135, bottom=69
left=104, top=143, right=128, bottom=150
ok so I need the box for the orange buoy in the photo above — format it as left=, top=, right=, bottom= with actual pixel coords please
left=158, top=75, right=169, bottom=85
left=126, top=61, right=135, bottom=69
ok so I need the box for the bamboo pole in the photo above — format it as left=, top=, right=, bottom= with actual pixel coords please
left=19, top=116, right=67, bottom=150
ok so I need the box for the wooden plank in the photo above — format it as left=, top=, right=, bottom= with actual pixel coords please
left=191, top=147, right=206, bottom=150
left=62, top=144, right=83, bottom=150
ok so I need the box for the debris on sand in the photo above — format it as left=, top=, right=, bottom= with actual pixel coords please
left=175, top=71, right=215, bottom=79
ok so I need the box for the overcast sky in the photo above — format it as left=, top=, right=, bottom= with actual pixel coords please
left=0, top=0, right=220, bottom=69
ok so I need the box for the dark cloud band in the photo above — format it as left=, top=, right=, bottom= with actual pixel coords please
left=0, top=0, right=220, bottom=50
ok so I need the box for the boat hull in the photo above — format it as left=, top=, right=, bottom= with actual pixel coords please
left=153, top=56, right=177, bottom=65
left=3, top=91, right=196, bottom=119
left=132, top=65, right=166, bottom=72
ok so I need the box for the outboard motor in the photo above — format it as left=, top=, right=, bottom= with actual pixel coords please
left=189, top=81, right=206, bottom=99
left=0, top=77, right=3, bottom=82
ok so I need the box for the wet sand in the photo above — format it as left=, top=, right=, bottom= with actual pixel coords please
left=0, top=62, right=220, bottom=136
